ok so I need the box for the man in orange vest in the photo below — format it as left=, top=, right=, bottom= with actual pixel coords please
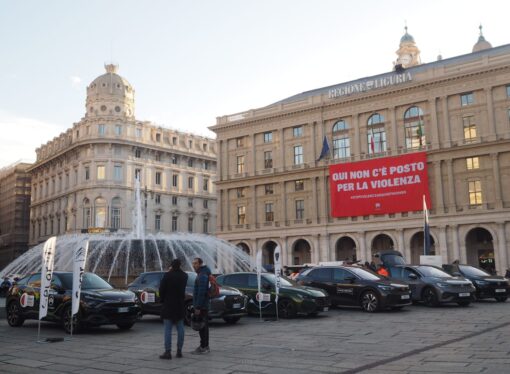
left=377, top=265, right=389, bottom=277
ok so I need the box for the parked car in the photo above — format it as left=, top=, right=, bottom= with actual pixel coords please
left=442, top=264, right=510, bottom=302
left=216, top=272, right=330, bottom=318
left=296, top=265, right=411, bottom=312
left=388, top=265, right=476, bottom=307
left=6, top=272, right=141, bottom=333
left=128, top=271, right=248, bottom=324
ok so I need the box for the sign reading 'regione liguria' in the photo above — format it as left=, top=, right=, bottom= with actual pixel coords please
left=329, top=152, right=430, bottom=217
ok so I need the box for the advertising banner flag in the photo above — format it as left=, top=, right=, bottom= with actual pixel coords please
left=329, top=152, right=430, bottom=217
left=72, top=242, right=89, bottom=316
left=39, top=236, right=57, bottom=320
left=423, top=195, right=431, bottom=256
left=256, top=250, right=262, bottom=319
left=274, top=245, right=282, bottom=320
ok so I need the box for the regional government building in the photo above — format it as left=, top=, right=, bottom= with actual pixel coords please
left=210, top=27, right=510, bottom=275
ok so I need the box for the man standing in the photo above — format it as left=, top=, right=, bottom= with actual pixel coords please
left=191, top=257, right=211, bottom=354
left=159, top=259, right=188, bottom=359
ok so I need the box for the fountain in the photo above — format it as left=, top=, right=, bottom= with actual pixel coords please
left=0, top=177, right=254, bottom=285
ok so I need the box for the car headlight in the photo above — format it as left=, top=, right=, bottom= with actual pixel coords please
left=377, top=285, right=392, bottom=292
left=435, top=282, right=449, bottom=288
left=475, top=280, right=489, bottom=286
left=294, top=293, right=304, bottom=300
left=81, top=295, right=104, bottom=307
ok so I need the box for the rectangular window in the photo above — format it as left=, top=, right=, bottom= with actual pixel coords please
left=237, top=206, right=246, bottom=225
left=97, top=166, right=105, bottom=180
left=188, top=158, right=193, bottom=167
left=188, top=176, right=194, bottom=189
left=155, top=172, right=161, bottom=185
left=368, top=128, right=387, bottom=154
left=466, top=157, right=480, bottom=170
left=188, top=140, right=193, bottom=148
left=155, top=194, right=161, bottom=204
left=172, top=174, right=178, bottom=187
left=156, top=133, right=161, bottom=142
left=135, top=168, right=141, bottom=180
left=333, top=137, right=350, bottom=159
left=172, top=137, right=177, bottom=145
left=188, top=198, right=193, bottom=207
left=172, top=196, right=178, bottom=205
left=155, top=153, right=161, bottom=162
left=115, top=125, right=122, bottom=136
left=265, top=203, right=274, bottom=222
left=295, top=200, right=304, bottom=220
left=293, top=126, right=303, bottom=137
left=204, top=161, right=210, bottom=170
left=265, top=184, right=273, bottom=195
left=461, top=92, right=474, bottom=106
left=506, top=85, right=510, bottom=98
left=295, top=180, right=304, bottom=191
left=468, top=180, right=482, bottom=205
left=264, top=151, right=273, bottom=169
left=114, top=165, right=122, bottom=181
left=171, top=155, right=178, bottom=164
left=136, top=128, right=142, bottom=138
left=98, top=124, right=106, bottom=135
left=155, top=215, right=161, bottom=231
left=202, top=143, right=207, bottom=151
left=294, top=145, right=303, bottom=165
left=111, top=208, right=121, bottom=229
left=203, top=218, right=208, bottom=234
left=85, top=166, right=90, bottom=180
left=236, top=137, right=244, bottom=148
left=237, top=187, right=246, bottom=198
left=203, top=178, right=209, bottom=191
left=172, top=216, right=178, bottom=232
left=237, top=155, right=245, bottom=173
left=203, top=199, right=208, bottom=209
left=263, top=132, right=273, bottom=143
left=188, top=217, right=193, bottom=232
left=463, top=116, right=477, bottom=142
left=74, top=169, right=78, bottom=185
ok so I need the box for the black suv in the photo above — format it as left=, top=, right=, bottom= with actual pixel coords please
left=6, top=272, right=140, bottom=333
left=296, top=266, right=411, bottom=312
left=442, top=264, right=509, bottom=302
left=128, top=271, right=248, bottom=324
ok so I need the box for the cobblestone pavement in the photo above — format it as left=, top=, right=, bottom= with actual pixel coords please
left=0, top=300, right=509, bottom=374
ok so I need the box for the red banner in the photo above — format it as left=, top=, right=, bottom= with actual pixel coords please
left=329, top=152, right=430, bottom=217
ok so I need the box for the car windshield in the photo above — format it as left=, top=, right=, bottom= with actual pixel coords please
left=417, top=266, right=451, bottom=278
left=459, top=265, right=490, bottom=277
left=262, top=273, right=295, bottom=287
left=59, top=273, right=113, bottom=290
left=348, top=267, right=382, bottom=280
left=382, top=254, right=406, bottom=266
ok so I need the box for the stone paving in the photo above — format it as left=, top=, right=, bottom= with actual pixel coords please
left=0, top=300, right=509, bottom=373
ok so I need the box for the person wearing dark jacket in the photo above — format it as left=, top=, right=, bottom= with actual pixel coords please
left=191, top=257, right=211, bottom=354
left=159, top=259, right=188, bottom=360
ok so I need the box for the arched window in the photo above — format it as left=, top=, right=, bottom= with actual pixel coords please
left=94, top=197, right=107, bottom=228
left=367, top=113, right=386, bottom=154
left=83, top=198, right=91, bottom=229
left=404, top=106, right=425, bottom=149
left=111, top=197, right=122, bottom=229
left=332, top=120, right=350, bottom=159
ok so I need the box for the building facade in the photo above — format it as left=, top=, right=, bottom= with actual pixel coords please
left=211, top=29, right=510, bottom=275
left=0, top=162, right=32, bottom=269
left=29, top=65, right=217, bottom=246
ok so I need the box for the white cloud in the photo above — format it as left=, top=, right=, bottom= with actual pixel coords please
left=70, top=76, right=82, bottom=88
left=0, top=110, right=67, bottom=168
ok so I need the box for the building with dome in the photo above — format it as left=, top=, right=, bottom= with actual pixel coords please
left=28, top=64, right=217, bottom=245
left=211, top=27, right=510, bottom=276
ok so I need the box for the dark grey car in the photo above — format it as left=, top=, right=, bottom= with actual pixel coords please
left=389, top=265, right=476, bottom=307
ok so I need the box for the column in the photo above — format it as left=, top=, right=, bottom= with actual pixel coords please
left=217, top=140, right=223, bottom=182
left=389, top=106, right=397, bottom=154
left=280, top=181, right=287, bottom=225
left=251, top=134, right=256, bottom=175
left=446, top=159, right=456, bottom=212
left=485, top=87, right=497, bottom=141
left=224, top=140, right=230, bottom=180
left=280, top=129, right=285, bottom=171
left=358, top=231, right=367, bottom=262
left=353, top=114, right=360, bottom=160
left=312, top=121, right=318, bottom=168
left=225, top=189, right=231, bottom=229
left=441, top=96, right=451, bottom=147
left=451, top=224, right=460, bottom=263
left=439, top=226, right=448, bottom=264
left=311, top=235, right=320, bottom=264
left=281, top=237, right=290, bottom=267
left=311, top=176, right=318, bottom=223
left=397, top=229, right=408, bottom=261
left=251, top=185, right=257, bottom=228
left=319, top=233, right=330, bottom=262
left=497, top=223, right=508, bottom=276
left=433, top=160, right=445, bottom=213
left=491, top=153, right=503, bottom=209
left=429, top=97, right=440, bottom=149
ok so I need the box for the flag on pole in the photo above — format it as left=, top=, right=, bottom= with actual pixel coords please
left=416, top=122, right=424, bottom=147
left=39, top=237, right=57, bottom=320
left=72, top=242, right=89, bottom=317
left=369, top=129, right=375, bottom=154
left=273, top=245, right=282, bottom=320
left=423, top=195, right=431, bottom=256
left=317, top=135, right=330, bottom=161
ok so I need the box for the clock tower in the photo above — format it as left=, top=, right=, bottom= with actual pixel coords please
left=394, top=26, right=421, bottom=69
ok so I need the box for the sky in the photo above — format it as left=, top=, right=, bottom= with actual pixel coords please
left=1, top=0, right=509, bottom=168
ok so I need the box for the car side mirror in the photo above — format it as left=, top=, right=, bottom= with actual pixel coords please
left=408, top=273, right=418, bottom=279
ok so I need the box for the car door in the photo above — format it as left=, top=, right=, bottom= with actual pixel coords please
left=223, top=274, right=257, bottom=313
left=402, top=267, right=421, bottom=300
left=23, top=273, right=41, bottom=319
left=306, top=268, right=334, bottom=298
left=333, top=268, right=359, bottom=306
left=249, top=274, right=274, bottom=313
left=47, top=274, right=67, bottom=319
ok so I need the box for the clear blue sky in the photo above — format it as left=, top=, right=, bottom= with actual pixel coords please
left=1, top=0, right=509, bottom=168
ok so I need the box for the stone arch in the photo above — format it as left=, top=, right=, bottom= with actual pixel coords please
left=370, top=233, right=395, bottom=258
left=465, top=227, right=495, bottom=273
left=409, top=230, right=437, bottom=264
left=261, top=240, right=279, bottom=269
left=291, top=238, right=312, bottom=265
left=236, top=242, right=251, bottom=255
left=335, top=236, right=357, bottom=262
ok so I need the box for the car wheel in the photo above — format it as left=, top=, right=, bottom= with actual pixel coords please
left=184, top=301, right=193, bottom=326
left=223, top=317, right=240, bottom=324
left=457, top=301, right=470, bottom=307
left=277, top=299, right=297, bottom=319
left=117, top=322, right=135, bottom=330
left=495, top=296, right=507, bottom=302
left=422, top=287, right=439, bottom=307
left=360, top=291, right=380, bottom=312
left=7, top=301, right=24, bottom=327
left=62, top=305, right=81, bottom=334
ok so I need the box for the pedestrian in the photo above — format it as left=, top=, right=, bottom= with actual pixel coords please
left=159, top=259, right=188, bottom=360
left=369, top=261, right=377, bottom=272
left=191, top=257, right=212, bottom=354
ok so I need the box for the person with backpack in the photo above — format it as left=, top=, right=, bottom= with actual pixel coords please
left=191, top=257, right=214, bottom=354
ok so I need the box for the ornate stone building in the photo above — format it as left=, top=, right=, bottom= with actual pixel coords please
left=28, top=65, right=216, bottom=245
left=211, top=28, right=510, bottom=275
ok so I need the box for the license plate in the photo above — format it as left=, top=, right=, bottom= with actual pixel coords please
left=459, top=293, right=470, bottom=297
left=495, top=289, right=506, bottom=293
left=118, top=307, right=129, bottom=313
left=323, top=307, right=329, bottom=312
left=233, top=303, right=241, bottom=308
left=401, top=294, right=410, bottom=300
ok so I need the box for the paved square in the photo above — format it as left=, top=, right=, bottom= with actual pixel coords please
left=1, top=301, right=509, bottom=373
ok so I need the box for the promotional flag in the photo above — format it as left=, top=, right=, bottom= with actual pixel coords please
left=256, top=249, right=262, bottom=319
left=72, top=242, right=89, bottom=316
left=273, top=246, right=282, bottom=319
left=370, top=132, right=375, bottom=154
left=423, top=195, right=431, bottom=255
left=39, top=236, right=57, bottom=320
left=317, top=135, right=331, bottom=161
